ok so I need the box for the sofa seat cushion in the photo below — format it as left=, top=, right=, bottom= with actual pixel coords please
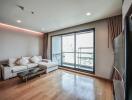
left=38, top=62, right=57, bottom=68
left=12, top=66, right=27, bottom=73
left=27, top=63, right=38, bottom=69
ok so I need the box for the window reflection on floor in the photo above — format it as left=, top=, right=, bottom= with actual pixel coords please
left=61, top=72, right=95, bottom=100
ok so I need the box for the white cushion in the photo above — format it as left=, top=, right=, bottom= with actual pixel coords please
left=22, top=57, right=30, bottom=61
left=27, top=63, right=38, bottom=69
left=9, top=58, right=18, bottom=67
left=38, top=62, right=57, bottom=68
left=37, top=56, right=42, bottom=61
left=18, top=58, right=29, bottom=65
left=30, top=56, right=40, bottom=63
left=12, top=66, right=27, bottom=72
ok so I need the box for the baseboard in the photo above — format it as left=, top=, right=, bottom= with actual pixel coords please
left=59, top=67, right=112, bottom=82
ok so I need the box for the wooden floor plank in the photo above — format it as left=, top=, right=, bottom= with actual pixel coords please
left=0, top=69, right=113, bottom=100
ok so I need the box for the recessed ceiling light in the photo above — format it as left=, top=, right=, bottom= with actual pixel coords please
left=16, top=20, right=22, bottom=23
left=86, top=12, right=91, bottom=16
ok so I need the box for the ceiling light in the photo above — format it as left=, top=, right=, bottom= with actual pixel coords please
left=16, top=20, right=22, bottom=23
left=86, top=12, right=91, bottom=16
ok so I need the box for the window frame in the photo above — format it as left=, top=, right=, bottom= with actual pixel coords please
left=50, top=28, right=95, bottom=74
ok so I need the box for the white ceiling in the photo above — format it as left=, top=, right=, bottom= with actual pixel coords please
left=0, top=0, right=122, bottom=33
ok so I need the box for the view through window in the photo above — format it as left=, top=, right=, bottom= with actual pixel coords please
left=51, top=29, right=95, bottom=72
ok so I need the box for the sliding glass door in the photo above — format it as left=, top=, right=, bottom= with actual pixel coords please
left=62, top=34, right=75, bottom=68
left=51, top=29, right=95, bottom=73
left=51, top=36, right=61, bottom=65
left=76, top=31, right=94, bottom=71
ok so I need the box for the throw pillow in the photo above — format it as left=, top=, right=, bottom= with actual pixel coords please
left=30, top=56, right=40, bottom=63
left=15, top=58, right=21, bottom=65
left=18, top=58, right=29, bottom=66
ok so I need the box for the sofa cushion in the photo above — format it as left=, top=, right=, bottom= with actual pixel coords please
left=42, top=59, right=51, bottom=63
left=18, top=57, right=29, bottom=66
left=9, top=58, right=18, bottom=67
left=30, top=56, right=40, bottom=63
left=26, top=63, right=38, bottom=69
left=38, top=62, right=57, bottom=68
left=15, top=58, right=21, bottom=65
left=12, top=66, right=27, bottom=73
left=37, top=56, right=42, bottom=62
left=22, top=57, right=30, bottom=61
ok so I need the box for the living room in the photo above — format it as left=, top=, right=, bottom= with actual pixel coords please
left=0, top=0, right=131, bottom=100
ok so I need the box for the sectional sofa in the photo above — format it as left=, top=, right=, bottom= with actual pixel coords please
left=1, top=56, right=58, bottom=80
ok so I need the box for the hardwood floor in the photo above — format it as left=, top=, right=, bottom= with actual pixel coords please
left=0, top=69, right=113, bottom=100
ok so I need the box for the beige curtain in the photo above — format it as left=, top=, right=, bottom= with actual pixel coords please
left=43, top=33, right=48, bottom=59
left=108, top=15, right=122, bottom=48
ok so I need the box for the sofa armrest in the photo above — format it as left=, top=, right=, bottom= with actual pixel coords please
left=1, top=65, right=13, bottom=80
left=42, top=59, right=51, bottom=63
left=1, top=64, right=10, bottom=67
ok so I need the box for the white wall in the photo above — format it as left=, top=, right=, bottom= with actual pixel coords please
left=47, top=19, right=114, bottom=79
left=0, top=30, right=43, bottom=62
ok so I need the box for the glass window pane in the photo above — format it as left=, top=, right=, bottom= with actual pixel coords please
left=62, top=53, right=74, bottom=68
left=62, top=35, right=74, bottom=52
left=76, top=31, right=94, bottom=71
left=52, top=36, right=61, bottom=65
left=62, top=34, right=74, bottom=68
left=51, top=30, right=95, bottom=72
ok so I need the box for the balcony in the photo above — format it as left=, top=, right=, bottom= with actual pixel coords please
left=52, top=51, right=94, bottom=72
left=51, top=30, right=94, bottom=72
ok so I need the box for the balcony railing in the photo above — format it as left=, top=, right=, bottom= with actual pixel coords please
left=52, top=51, right=94, bottom=71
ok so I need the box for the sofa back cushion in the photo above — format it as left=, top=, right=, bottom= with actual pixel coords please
left=17, top=57, right=29, bottom=66
left=30, top=56, right=40, bottom=63
left=42, top=59, right=51, bottom=63
left=9, top=58, right=18, bottom=67
left=37, top=56, right=42, bottom=61
left=22, top=57, right=30, bottom=61
left=8, top=56, right=42, bottom=66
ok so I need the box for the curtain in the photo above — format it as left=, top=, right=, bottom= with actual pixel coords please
left=108, top=15, right=122, bottom=48
left=43, top=33, right=48, bottom=59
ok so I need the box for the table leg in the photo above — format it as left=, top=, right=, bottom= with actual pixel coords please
left=26, top=76, right=27, bottom=84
